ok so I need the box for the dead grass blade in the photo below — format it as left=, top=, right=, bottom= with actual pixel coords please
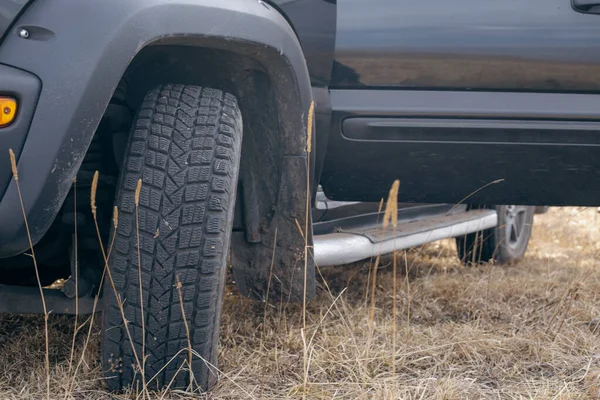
left=448, top=178, right=504, bottom=213
left=64, top=177, right=79, bottom=399
left=364, top=198, right=385, bottom=307
left=70, top=205, right=118, bottom=391
left=175, top=275, right=194, bottom=392
left=134, top=178, right=147, bottom=391
left=263, top=227, right=278, bottom=337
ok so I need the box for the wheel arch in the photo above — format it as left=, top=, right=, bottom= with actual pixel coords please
left=120, top=43, right=317, bottom=301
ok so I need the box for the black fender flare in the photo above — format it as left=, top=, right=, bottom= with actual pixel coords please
left=0, top=0, right=315, bottom=295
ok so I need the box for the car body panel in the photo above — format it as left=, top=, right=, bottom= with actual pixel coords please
left=271, top=0, right=336, bottom=87
left=332, top=0, right=600, bottom=91
left=319, top=0, right=600, bottom=205
left=321, top=89, right=600, bottom=205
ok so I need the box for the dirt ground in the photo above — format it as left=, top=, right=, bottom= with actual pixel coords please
left=0, top=207, right=599, bottom=399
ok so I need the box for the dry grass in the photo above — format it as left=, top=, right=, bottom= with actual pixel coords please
left=1, top=207, right=600, bottom=399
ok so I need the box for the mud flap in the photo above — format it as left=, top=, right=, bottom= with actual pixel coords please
left=232, top=155, right=316, bottom=302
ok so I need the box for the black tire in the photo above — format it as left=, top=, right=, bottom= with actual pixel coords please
left=456, top=205, right=535, bottom=265
left=102, top=84, right=242, bottom=391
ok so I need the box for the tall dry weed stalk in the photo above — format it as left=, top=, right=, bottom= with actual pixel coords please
left=9, top=149, right=50, bottom=400
left=302, top=100, right=315, bottom=399
left=90, top=171, right=147, bottom=398
left=382, top=179, right=400, bottom=393
left=368, top=181, right=400, bottom=330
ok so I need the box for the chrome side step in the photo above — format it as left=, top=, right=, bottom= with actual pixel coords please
left=313, top=209, right=497, bottom=267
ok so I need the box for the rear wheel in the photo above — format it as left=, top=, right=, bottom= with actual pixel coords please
left=102, top=84, right=242, bottom=391
left=456, top=205, right=535, bottom=264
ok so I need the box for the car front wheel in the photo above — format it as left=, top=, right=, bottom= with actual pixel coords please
left=102, top=84, right=242, bottom=392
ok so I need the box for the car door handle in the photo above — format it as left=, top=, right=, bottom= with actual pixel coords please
left=573, top=0, right=600, bottom=13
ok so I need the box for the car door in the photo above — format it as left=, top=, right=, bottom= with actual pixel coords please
left=320, top=0, right=600, bottom=206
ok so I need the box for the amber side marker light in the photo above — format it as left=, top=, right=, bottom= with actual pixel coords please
left=0, top=98, right=16, bottom=127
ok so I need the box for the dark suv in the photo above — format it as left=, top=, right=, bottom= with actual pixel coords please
left=0, top=0, right=595, bottom=392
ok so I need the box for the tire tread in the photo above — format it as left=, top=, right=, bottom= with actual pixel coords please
left=102, top=84, right=242, bottom=391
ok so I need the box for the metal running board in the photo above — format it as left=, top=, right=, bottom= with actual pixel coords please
left=313, top=209, right=497, bottom=266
